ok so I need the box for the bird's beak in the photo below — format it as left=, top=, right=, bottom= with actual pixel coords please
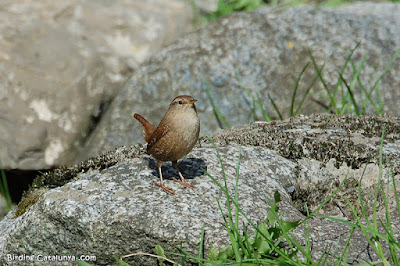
left=188, top=99, right=197, bottom=104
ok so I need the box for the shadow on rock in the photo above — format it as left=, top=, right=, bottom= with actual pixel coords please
left=144, top=157, right=207, bottom=180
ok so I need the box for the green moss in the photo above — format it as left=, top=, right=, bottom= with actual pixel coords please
left=14, top=145, right=146, bottom=218
left=205, top=114, right=400, bottom=174
left=291, top=176, right=372, bottom=217
left=13, top=188, right=49, bottom=218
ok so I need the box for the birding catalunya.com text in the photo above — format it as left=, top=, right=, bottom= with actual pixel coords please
left=6, top=254, right=97, bottom=263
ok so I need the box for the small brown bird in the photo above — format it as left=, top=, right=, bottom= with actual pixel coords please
left=134, top=95, right=200, bottom=194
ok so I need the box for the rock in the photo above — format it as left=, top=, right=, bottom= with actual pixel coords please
left=0, top=0, right=194, bottom=169
left=0, top=146, right=301, bottom=265
left=1, top=114, right=399, bottom=265
left=0, top=197, right=11, bottom=221
left=80, top=3, right=400, bottom=161
left=208, top=114, right=400, bottom=171
left=193, top=0, right=219, bottom=14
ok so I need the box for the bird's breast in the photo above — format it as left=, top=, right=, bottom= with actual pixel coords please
left=150, top=112, right=199, bottom=162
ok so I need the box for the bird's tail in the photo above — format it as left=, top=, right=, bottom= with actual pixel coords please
left=134, top=113, right=155, bottom=143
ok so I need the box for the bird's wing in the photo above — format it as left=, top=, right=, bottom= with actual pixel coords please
left=147, top=123, right=169, bottom=153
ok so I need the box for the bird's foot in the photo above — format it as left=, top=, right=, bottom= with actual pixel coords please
left=173, top=178, right=194, bottom=189
left=155, top=183, right=175, bottom=194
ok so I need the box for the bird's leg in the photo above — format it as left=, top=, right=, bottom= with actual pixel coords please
left=172, top=161, right=194, bottom=189
left=154, top=161, right=175, bottom=194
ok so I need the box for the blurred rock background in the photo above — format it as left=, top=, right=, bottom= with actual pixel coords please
left=0, top=0, right=195, bottom=171
left=0, top=0, right=199, bottom=208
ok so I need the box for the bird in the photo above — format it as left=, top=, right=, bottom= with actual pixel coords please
left=134, top=95, right=200, bottom=194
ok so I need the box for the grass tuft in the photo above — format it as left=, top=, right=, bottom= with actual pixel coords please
left=204, top=0, right=265, bottom=22
left=0, top=162, right=12, bottom=212
left=205, top=80, right=231, bottom=129
left=207, top=43, right=399, bottom=128
left=147, top=129, right=398, bottom=265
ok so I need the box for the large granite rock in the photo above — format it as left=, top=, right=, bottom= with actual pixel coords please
left=80, top=3, right=400, bottom=161
left=1, top=114, right=399, bottom=265
left=0, top=0, right=194, bottom=169
left=0, top=146, right=301, bottom=265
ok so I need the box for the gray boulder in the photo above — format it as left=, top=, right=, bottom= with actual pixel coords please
left=80, top=3, right=400, bottom=161
left=0, top=146, right=300, bottom=265
left=1, top=114, right=399, bottom=265
left=0, top=0, right=194, bottom=169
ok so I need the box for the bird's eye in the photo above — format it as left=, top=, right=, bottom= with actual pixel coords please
left=178, top=100, right=183, bottom=105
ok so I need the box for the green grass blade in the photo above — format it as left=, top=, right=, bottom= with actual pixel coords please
left=0, top=162, right=12, bottom=211
left=306, top=170, right=349, bottom=219
left=391, top=164, right=400, bottom=224
left=309, top=49, right=338, bottom=113
left=237, top=73, right=272, bottom=122
left=268, top=201, right=316, bottom=264
left=371, top=125, right=399, bottom=264
left=205, top=136, right=319, bottom=263
left=237, top=223, right=250, bottom=260
left=293, top=63, right=325, bottom=116
left=290, top=61, right=310, bottom=117
left=202, top=168, right=294, bottom=262
left=349, top=56, right=375, bottom=114
left=368, top=48, right=400, bottom=100
left=207, top=136, right=241, bottom=261
left=373, top=126, right=385, bottom=242
left=336, top=70, right=360, bottom=115
left=275, top=219, right=316, bottom=264
left=206, top=135, right=227, bottom=188
left=239, top=81, right=258, bottom=121
left=357, top=158, right=374, bottom=229
left=76, top=260, right=93, bottom=266
left=332, top=42, right=361, bottom=99
left=234, top=149, right=241, bottom=236
left=378, top=218, right=400, bottom=264
left=255, top=93, right=272, bottom=121
left=336, top=227, right=355, bottom=265
left=340, top=198, right=385, bottom=262
left=247, top=103, right=257, bottom=122
left=352, top=130, right=393, bottom=264
left=174, top=245, right=208, bottom=264
left=332, top=42, right=361, bottom=114
left=198, top=223, right=206, bottom=265
left=205, top=81, right=231, bottom=129
left=242, top=222, right=255, bottom=260
left=309, top=42, right=361, bottom=114
left=381, top=169, right=395, bottom=250
left=359, top=47, right=400, bottom=115
left=268, top=94, right=283, bottom=120
left=304, top=221, right=312, bottom=264
left=375, top=75, right=384, bottom=114
left=216, top=198, right=241, bottom=262
left=317, top=214, right=394, bottom=245
left=263, top=173, right=348, bottom=264
left=322, top=242, right=334, bottom=265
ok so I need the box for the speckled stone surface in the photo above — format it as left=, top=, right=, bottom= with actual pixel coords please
left=206, top=114, right=400, bottom=172
left=1, top=114, right=399, bottom=265
left=0, top=146, right=301, bottom=265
